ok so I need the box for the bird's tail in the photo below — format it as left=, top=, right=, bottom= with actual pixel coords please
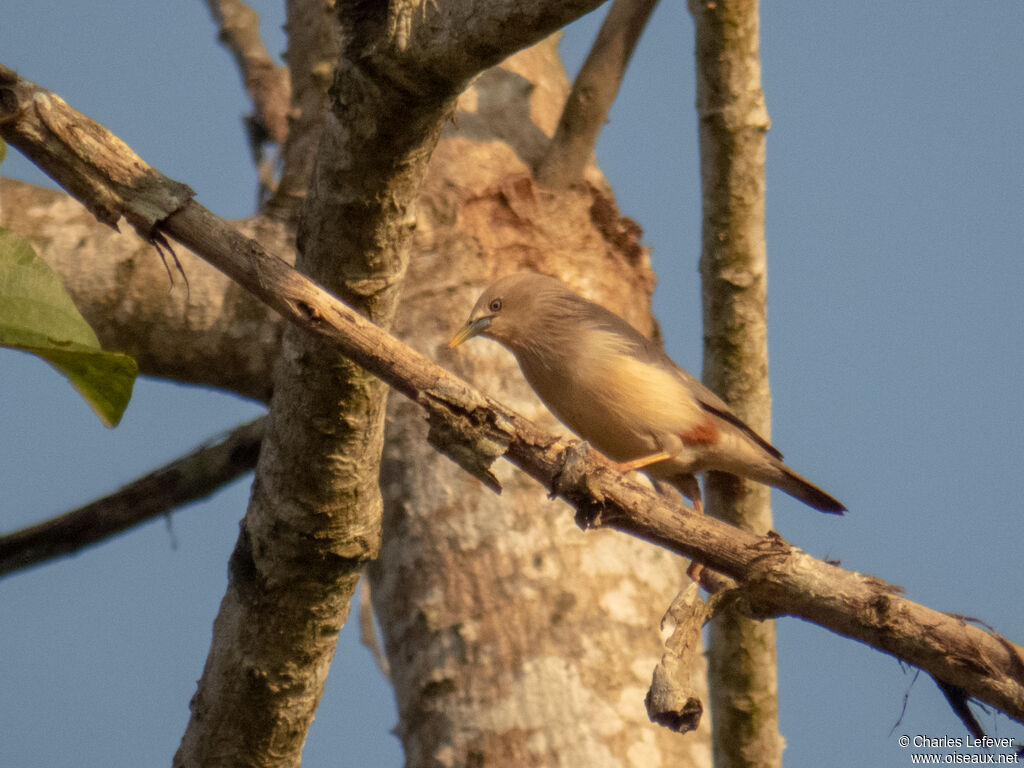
left=772, top=465, right=846, bottom=514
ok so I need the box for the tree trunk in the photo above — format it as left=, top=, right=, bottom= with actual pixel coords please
left=370, top=40, right=711, bottom=767
left=689, top=1, right=782, bottom=766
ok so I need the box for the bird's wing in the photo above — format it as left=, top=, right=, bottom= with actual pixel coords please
left=662, top=356, right=784, bottom=461
left=689, top=393, right=784, bottom=461
left=589, top=306, right=784, bottom=461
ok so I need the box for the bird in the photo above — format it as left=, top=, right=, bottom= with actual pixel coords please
left=449, top=271, right=845, bottom=516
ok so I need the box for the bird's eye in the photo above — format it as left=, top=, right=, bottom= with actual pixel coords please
left=488, top=298, right=502, bottom=313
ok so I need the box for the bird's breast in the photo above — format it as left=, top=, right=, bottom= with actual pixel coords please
left=516, top=331, right=706, bottom=463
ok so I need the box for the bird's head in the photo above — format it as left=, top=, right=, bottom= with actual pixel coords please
left=449, top=272, right=570, bottom=352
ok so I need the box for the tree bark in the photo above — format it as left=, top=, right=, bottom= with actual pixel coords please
left=270, top=0, right=341, bottom=220
left=206, top=0, right=291, bottom=145
left=370, top=40, right=711, bottom=767
left=689, top=1, right=782, bottom=766
left=174, top=1, right=461, bottom=761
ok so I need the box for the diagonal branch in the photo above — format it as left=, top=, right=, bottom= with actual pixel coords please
left=2, top=64, right=1022, bottom=728
left=206, top=0, right=291, bottom=146
left=378, top=0, right=610, bottom=90
left=168, top=202, right=1024, bottom=730
left=536, top=0, right=660, bottom=188
left=0, top=418, right=265, bottom=579
left=205, top=0, right=292, bottom=206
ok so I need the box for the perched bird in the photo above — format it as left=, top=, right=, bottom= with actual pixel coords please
left=450, top=272, right=845, bottom=515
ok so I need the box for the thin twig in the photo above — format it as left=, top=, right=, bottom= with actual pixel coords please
left=0, top=418, right=264, bottom=578
left=359, top=578, right=391, bottom=680
left=935, top=678, right=987, bottom=741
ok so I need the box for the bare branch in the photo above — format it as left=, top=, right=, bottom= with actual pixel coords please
left=267, top=0, right=340, bottom=219
left=3, top=49, right=1024, bottom=741
left=205, top=0, right=291, bottom=207
left=206, top=0, right=291, bottom=145
left=0, top=418, right=264, bottom=579
left=367, top=0, right=609, bottom=90
left=536, top=0, right=659, bottom=188
left=688, top=0, right=780, bottom=765
left=645, top=582, right=707, bottom=733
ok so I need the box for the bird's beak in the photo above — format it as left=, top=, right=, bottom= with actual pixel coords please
left=449, top=316, right=492, bottom=348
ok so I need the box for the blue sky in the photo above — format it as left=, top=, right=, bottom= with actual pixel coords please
left=2, top=2, right=1022, bottom=767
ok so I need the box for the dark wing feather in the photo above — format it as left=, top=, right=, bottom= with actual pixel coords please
left=691, top=400, right=784, bottom=461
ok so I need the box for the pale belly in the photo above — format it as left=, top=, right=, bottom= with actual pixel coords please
left=519, top=351, right=708, bottom=471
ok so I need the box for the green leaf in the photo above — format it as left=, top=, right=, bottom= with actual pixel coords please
left=0, top=138, right=6, bottom=165
left=0, top=227, right=138, bottom=427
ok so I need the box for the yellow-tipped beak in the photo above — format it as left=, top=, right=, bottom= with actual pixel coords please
left=449, top=317, right=491, bottom=348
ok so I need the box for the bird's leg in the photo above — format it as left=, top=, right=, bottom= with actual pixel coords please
left=611, top=451, right=675, bottom=473
left=672, top=474, right=705, bottom=582
left=614, top=431, right=689, bottom=475
left=650, top=475, right=707, bottom=582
